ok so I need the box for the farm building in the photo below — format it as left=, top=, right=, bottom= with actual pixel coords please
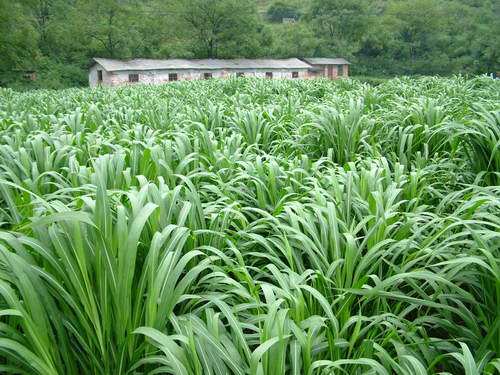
left=302, top=58, right=350, bottom=79
left=89, top=57, right=350, bottom=87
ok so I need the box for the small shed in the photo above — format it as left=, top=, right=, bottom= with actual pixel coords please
left=12, top=69, right=37, bottom=81
left=302, top=58, right=351, bottom=79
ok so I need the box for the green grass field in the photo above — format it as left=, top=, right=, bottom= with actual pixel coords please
left=0, top=76, right=499, bottom=374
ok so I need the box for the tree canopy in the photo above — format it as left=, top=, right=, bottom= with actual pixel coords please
left=266, top=1, right=301, bottom=22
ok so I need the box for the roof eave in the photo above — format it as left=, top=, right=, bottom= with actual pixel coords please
left=98, top=66, right=312, bottom=72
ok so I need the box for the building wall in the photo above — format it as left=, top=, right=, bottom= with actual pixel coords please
left=307, top=64, right=349, bottom=79
left=89, top=64, right=310, bottom=87
left=89, top=64, right=114, bottom=87
left=108, top=69, right=230, bottom=85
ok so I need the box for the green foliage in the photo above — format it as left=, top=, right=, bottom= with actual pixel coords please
left=1, top=0, right=499, bottom=88
left=301, top=99, right=372, bottom=163
left=0, top=76, right=499, bottom=374
left=450, top=106, right=500, bottom=185
left=352, top=76, right=389, bottom=86
left=0, top=0, right=38, bottom=85
left=307, top=0, right=373, bottom=57
left=174, top=0, right=261, bottom=58
left=357, top=0, right=500, bottom=76
left=266, top=1, right=301, bottom=22
left=260, top=23, right=318, bottom=58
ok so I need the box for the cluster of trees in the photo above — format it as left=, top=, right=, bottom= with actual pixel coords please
left=266, top=1, right=301, bottom=22
left=1, top=0, right=498, bottom=88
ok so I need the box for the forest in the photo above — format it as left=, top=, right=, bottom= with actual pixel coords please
left=1, top=0, right=498, bottom=89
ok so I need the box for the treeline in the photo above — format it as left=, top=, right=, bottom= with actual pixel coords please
left=1, top=0, right=498, bottom=88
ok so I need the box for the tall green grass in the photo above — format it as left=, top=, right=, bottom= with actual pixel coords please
left=0, top=76, right=498, bottom=374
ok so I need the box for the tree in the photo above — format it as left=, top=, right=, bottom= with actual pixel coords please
left=262, top=23, right=318, bottom=57
left=307, top=0, right=374, bottom=57
left=384, top=0, right=448, bottom=64
left=175, top=0, right=260, bottom=58
left=454, top=0, right=500, bottom=73
left=71, top=0, right=141, bottom=58
left=0, top=0, right=39, bottom=85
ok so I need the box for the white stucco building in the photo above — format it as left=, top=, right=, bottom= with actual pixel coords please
left=89, top=57, right=350, bottom=87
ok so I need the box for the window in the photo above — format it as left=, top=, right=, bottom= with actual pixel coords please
left=292, top=71, right=299, bottom=78
left=169, top=73, right=178, bottom=81
left=337, top=65, right=344, bottom=77
left=97, top=70, right=103, bottom=83
left=129, top=73, right=139, bottom=83
left=236, top=72, right=245, bottom=78
left=204, top=72, right=212, bottom=80
left=266, top=72, right=273, bottom=79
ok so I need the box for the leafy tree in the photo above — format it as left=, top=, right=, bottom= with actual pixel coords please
left=127, top=0, right=190, bottom=58
left=0, top=1, right=39, bottom=86
left=262, top=23, right=318, bottom=57
left=357, top=0, right=499, bottom=76
left=71, top=0, right=141, bottom=58
left=461, top=0, right=500, bottom=73
left=175, top=0, right=260, bottom=58
left=385, top=0, right=448, bottom=65
left=307, top=0, right=374, bottom=57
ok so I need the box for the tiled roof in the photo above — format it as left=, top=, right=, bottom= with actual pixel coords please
left=302, top=58, right=351, bottom=65
left=93, top=58, right=313, bottom=71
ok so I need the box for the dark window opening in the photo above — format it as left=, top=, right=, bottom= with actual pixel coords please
left=292, top=71, right=299, bottom=78
left=266, top=72, right=273, bottom=79
left=337, top=65, right=344, bottom=76
left=97, top=70, right=103, bottom=82
left=129, top=73, right=139, bottom=83
left=204, top=73, right=213, bottom=79
left=169, top=73, right=178, bottom=81
left=236, top=72, right=245, bottom=78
